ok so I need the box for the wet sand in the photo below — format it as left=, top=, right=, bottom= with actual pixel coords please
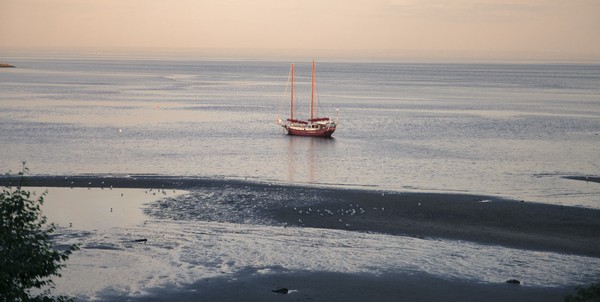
left=272, top=190, right=600, bottom=258
left=2, top=174, right=598, bottom=301
left=5, top=174, right=599, bottom=257
left=99, top=270, right=574, bottom=302
left=564, top=175, right=600, bottom=184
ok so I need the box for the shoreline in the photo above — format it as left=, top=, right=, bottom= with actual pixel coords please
left=563, top=175, right=600, bottom=184
left=3, top=174, right=599, bottom=258
left=272, top=190, right=600, bottom=258
left=3, top=174, right=597, bottom=301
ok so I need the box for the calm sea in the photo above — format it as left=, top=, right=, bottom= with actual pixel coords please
left=1, top=57, right=599, bottom=208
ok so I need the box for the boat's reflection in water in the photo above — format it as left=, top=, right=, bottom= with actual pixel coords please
left=285, top=135, right=336, bottom=184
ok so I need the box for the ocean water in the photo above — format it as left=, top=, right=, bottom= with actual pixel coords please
left=1, top=57, right=599, bottom=208
left=3, top=56, right=600, bottom=299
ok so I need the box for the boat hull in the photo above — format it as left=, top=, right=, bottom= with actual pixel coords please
left=286, top=126, right=336, bottom=137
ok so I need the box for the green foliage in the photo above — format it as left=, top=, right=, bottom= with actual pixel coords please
left=565, top=283, right=600, bottom=302
left=0, top=165, right=79, bottom=301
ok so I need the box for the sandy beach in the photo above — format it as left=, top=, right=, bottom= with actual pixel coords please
left=2, top=174, right=598, bottom=301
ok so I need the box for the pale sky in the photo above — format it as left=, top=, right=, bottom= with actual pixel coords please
left=1, top=0, right=599, bottom=61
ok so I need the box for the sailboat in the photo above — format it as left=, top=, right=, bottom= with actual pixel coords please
left=277, top=60, right=338, bottom=137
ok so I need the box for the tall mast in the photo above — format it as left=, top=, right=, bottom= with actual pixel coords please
left=290, top=63, right=295, bottom=120
left=310, top=60, right=315, bottom=121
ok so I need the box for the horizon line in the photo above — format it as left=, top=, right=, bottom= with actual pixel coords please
left=2, top=47, right=599, bottom=64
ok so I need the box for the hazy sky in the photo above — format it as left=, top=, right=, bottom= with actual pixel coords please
left=1, top=0, right=599, bottom=61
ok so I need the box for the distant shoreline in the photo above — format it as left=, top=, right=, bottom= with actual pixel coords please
left=0, top=63, right=15, bottom=68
